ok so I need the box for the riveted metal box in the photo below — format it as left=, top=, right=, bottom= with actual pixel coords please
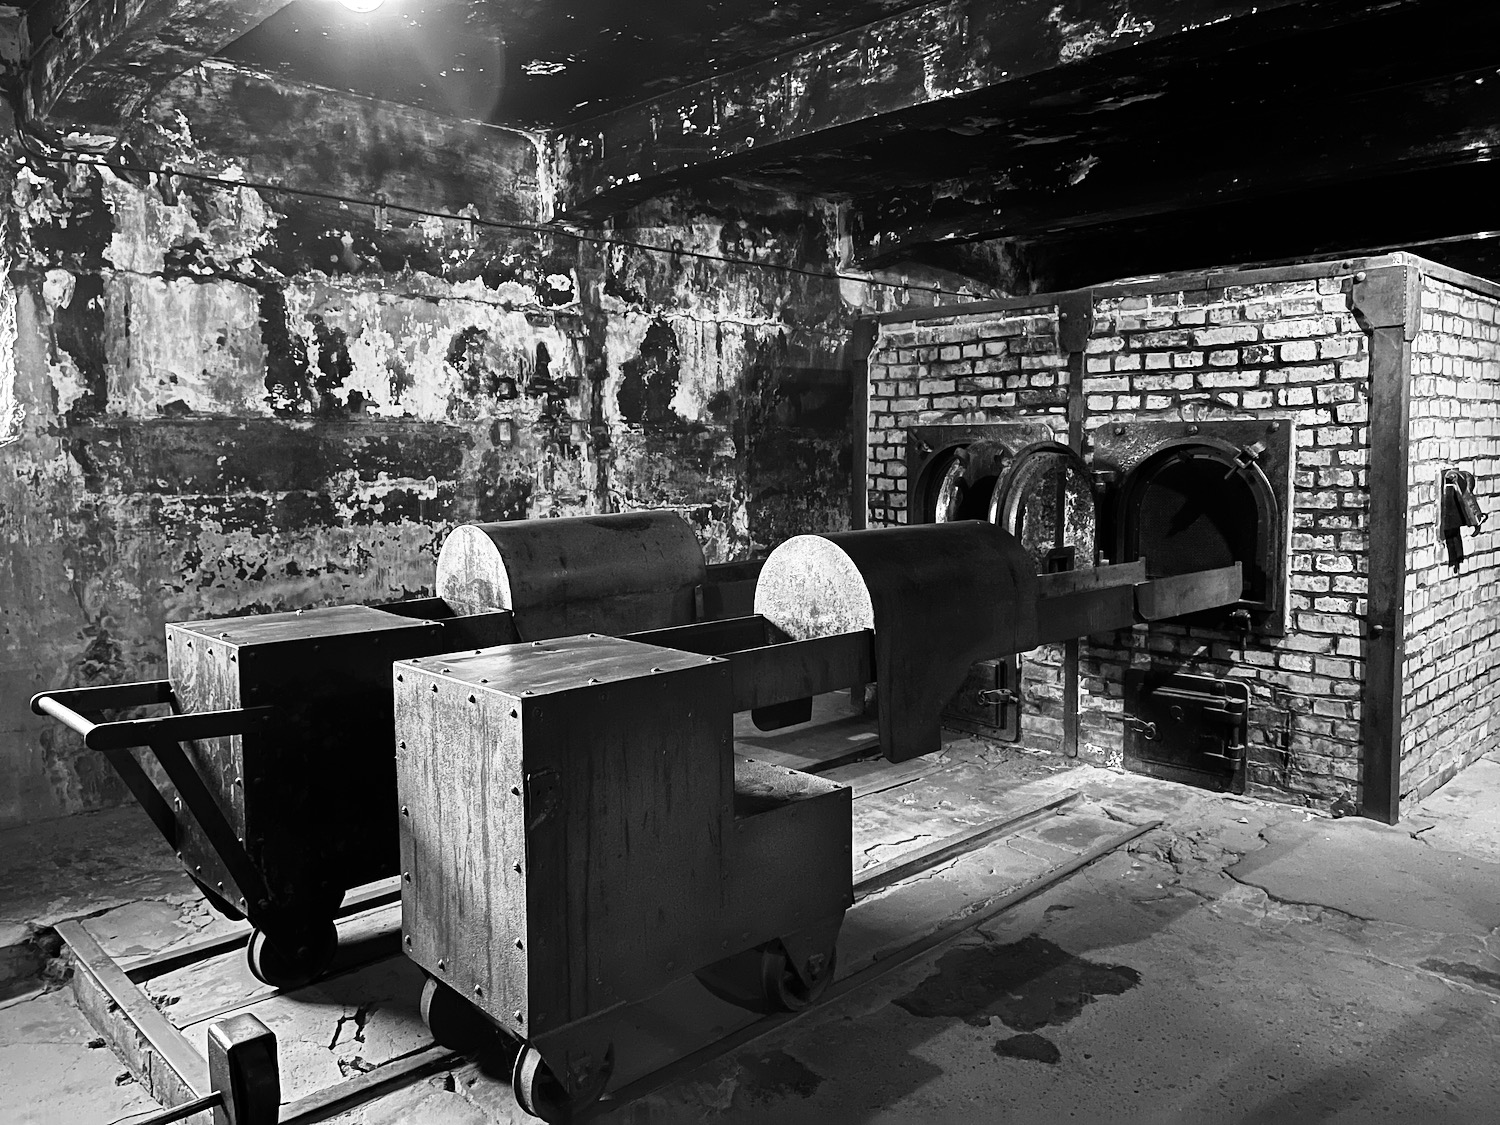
left=395, top=634, right=737, bottom=1037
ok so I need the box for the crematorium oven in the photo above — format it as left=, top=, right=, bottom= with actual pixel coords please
left=865, top=253, right=1500, bottom=823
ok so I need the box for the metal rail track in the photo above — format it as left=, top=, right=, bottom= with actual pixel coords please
left=66, top=791, right=1156, bottom=1125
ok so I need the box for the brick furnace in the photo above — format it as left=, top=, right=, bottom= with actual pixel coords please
left=858, top=252, right=1498, bottom=823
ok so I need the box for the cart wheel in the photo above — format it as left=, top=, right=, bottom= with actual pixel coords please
left=420, top=976, right=495, bottom=1052
left=696, top=939, right=837, bottom=1014
left=246, top=921, right=338, bottom=989
left=761, top=939, right=836, bottom=1012
left=511, top=1041, right=612, bottom=1123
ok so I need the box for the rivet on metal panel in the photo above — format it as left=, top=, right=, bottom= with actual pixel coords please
left=186, top=639, right=192, bottom=648
left=510, top=709, right=518, bottom=718
left=511, top=786, right=521, bottom=796
left=431, top=684, right=439, bottom=693
left=239, top=897, right=247, bottom=908
left=195, top=865, right=202, bottom=873
left=514, top=1010, right=525, bottom=1023
left=480, top=678, right=490, bottom=684
left=587, top=678, right=600, bottom=685
left=533, top=641, right=544, bottom=647
left=515, top=939, right=524, bottom=950
left=401, top=805, right=410, bottom=816
left=1268, top=421, right=1280, bottom=432
left=1187, top=424, right=1199, bottom=435
left=1114, top=425, right=1126, bottom=436
left=175, top=798, right=182, bottom=810
left=396, top=674, right=403, bottom=682
left=404, top=935, right=412, bottom=947
left=441, top=668, right=452, bottom=675
left=474, top=986, right=484, bottom=998
left=219, top=632, right=229, bottom=639
left=438, top=960, right=446, bottom=971
left=522, top=690, right=534, bottom=696
left=651, top=667, right=662, bottom=673
left=399, top=741, right=406, bottom=749
left=468, top=694, right=477, bottom=703
left=1355, top=271, right=1367, bottom=281
left=217, top=882, right=223, bottom=891
left=233, top=777, right=242, bottom=787
left=513, top=863, right=522, bottom=873
left=294, top=609, right=303, bottom=615
left=404, top=871, right=411, bottom=882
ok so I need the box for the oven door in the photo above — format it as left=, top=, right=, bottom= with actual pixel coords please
left=907, top=423, right=1056, bottom=525
left=1095, top=419, right=1294, bottom=634
left=988, top=440, right=1099, bottom=575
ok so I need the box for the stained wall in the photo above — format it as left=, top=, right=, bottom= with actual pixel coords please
left=0, top=67, right=1016, bottom=828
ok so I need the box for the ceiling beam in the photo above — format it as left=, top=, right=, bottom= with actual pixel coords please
left=848, top=68, right=1500, bottom=265
left=21, top=0, right=292, bottom=132
left=552, top=0, right=1372, bottom=220
left=1020, top=159, right=1500, bottom=291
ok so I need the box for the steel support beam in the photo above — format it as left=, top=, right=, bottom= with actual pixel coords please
left=1354, top=263, right=1420, bottom=824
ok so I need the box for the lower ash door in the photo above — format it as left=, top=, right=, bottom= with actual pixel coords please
left=943, top=654, right=1021, bottom=742
left=1124, top=671, right=1249, bottom=794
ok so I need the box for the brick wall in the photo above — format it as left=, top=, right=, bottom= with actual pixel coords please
left=865, top=308, right=1065, bottom=527
left=1400, top=276, right=1500, bottom=810
left=1077, top=280, right=1370, bottom=809
left=865, top=307, right=1074, bottom=752
left=865, top=269, right=1375, bottom=808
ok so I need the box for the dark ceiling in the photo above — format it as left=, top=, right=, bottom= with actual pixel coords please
left=205, top=0, right=1500, bottom=286
left=216, top=0, right=927, bottom=126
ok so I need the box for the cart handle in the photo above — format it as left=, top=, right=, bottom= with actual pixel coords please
left=30, top=681, right=276, bottom=913
left=30, top=684, right=277, bottom=751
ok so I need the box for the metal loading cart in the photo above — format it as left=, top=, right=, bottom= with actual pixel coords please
left=396, top=633, right=852, bottom=1121
left=31, top=601, right=516, bottom=988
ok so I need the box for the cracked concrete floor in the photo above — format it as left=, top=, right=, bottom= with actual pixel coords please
left=615, top=759, right=1500, bottom=1123
left=7, top=756, right=1500, bottom=1123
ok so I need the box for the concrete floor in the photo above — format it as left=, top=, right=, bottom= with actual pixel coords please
left=5, top=750, right=1500, bottom=1124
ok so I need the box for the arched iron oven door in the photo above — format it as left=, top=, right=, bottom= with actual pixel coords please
left=1114, top=436, right=1286, bottom=633
left=905, top=422, right=1056, bottom=526
left=987, top=440, right=1099, bottom=575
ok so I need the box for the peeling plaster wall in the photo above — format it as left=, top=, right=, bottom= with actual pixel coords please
left=0, top=76, right=1021, bottom=828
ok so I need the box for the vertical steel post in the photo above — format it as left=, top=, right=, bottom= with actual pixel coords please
left=1057, top=290, right=1094, bottom=759
left=850, top=317, right=877, bottom=530
left=1353, top=262, right=1419, bottom=824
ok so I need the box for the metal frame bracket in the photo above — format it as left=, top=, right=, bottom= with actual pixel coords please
left=1351, top=263, right=1421, bottom=341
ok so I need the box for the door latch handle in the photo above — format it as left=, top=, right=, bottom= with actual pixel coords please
left=976, top=688, right=1018, bottom=706
left=1129, top=719, right=1158, bottom=740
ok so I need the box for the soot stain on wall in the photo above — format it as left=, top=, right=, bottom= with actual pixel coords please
left=617, top=317, right=682, bottom=429
left=1, top=69, right=1018, bottom=827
